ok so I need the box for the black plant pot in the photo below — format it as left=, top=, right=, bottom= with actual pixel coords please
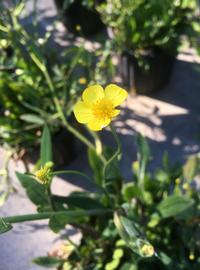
left=54, top=0, right=105, bottom=37
left=22, top=128, right=77, bottom=169
left=52, top=128, right=77, bottom=169
left=120, top=49, right=175, bottom=95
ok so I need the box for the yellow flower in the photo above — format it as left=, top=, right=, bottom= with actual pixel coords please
left=175, top=178, right=181, bottom=185
left=132, top=161, right=139, bottom=172
left=140, top=244, right=155, bottom=257
left=73, top=84, right=128, bottom=131
left=34, top=162, right=53, bottom=185
left=189, top=252, right=195, bottom=260
left=183, top=183, right=189, bottom=190
left=78, top=77, right=87, bottom=85
left=75, top=25, right=81, bottom=31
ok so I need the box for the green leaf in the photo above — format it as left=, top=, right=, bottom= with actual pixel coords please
left=20, top=114, right=45, bottom=125
left=104, top=147, right=121, bottom=182
left=53, top=193, right=105, bottom=210
left=0, top=192, right=9, bottom=207
left=120, top=263, right=137, bottom=270
left=157, top=252, right=172, bottom=266
left=183, top=155, right=199, bottom=181
left=13, top=2, right=25, bottom=17
left=135, top=134, right=150, bottom=183
left=88, top=148, right=103, bottom=186
left=122, top=183, right=143, bottom=202
left=16, top=172, right=49, bottom=206
left=114, top=212, right=154, bottom=257
left=40, top=125, right=52, bottom=166
left=157, top=195, right=194, bottom=218
left=49, top=212, right=81, bottom=233
left=136, top=134, right=150, bottom=163
left=105, top=259, right=120, bottom=270
left=162, top=151, right=170, bottom=171
left=33, top=256, right=63, bottom=268
left=0, top=218, right=12, bottom=234
left=49, top=209, right=108, bottom=233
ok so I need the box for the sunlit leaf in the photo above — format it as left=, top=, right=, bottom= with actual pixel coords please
left=33, top=256, right=63, bottom=268
left=157, top=195, right=194, bottom=218
left=0, top=218, right=12, bottom=234
left=16, top=172, right=48, bottom=206
left=20, top=114, right=45, bottom=125
left=183, top=155, right=199, bottom=181
left=114, top=212, right=154, bottom=257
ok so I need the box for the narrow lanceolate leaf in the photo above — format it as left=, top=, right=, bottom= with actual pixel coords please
left=33, top=256, right=63, bottom=268
left=114, top=212, right=154, bottom=258
left=49, top=209, right=111, bottom=233
left=20, top=114, right=45, bottom=125
left=183, top=155, right=199, bottom=181
left=0, top=218, right=12, bottom=234
left=135, top=134, right=150, bottom=183
left=53, top=193, right=106, bottom=210
left=157, top=195, right=194, bottom=218
left=120, top=263, right=137, bottom=270
left=88, top=148, right=103, bottom=186
left=40, top=125, right=52, bottom=166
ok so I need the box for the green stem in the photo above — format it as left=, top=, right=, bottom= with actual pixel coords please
left=3, top=209, right=112, bottom=224
left=103, top=124, right=121, bottom=181
left=101, top=124, right=122, bottom=207
left=110, top=123, right=122, bottom=154
left=87, top=129, right=106, bottom=164
left=0, top=25, right=9, bottom=32
left=47, top=186, right=56, bottom=211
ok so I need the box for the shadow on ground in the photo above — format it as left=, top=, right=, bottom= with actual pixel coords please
left=60, top=56, right=200, bottom=190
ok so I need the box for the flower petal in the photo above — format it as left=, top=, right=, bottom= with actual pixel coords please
left=87, top=117, right=111, bottom=131
left=73, top=101, right=93, bottom=123
left=82, top=85, right=104, bottom=106
left=105, top=84, right=128, bottom=107
left=112, top=109, right=120, bottom=117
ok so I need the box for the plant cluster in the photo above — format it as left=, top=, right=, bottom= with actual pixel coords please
left=1, top=85, right=200, bottom=270
left=0, top=2, right=200, bottom=268
left=0, top=4, right=84, bottom=151
left=0, top=2, right=113, bottom=154
left=98, top=0, right=200, bottom=56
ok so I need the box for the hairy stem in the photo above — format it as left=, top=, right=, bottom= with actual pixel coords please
left=3, top=209, right=113, bottom=224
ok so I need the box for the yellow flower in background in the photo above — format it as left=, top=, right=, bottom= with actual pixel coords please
left=73, top=84, right=128, bottom=131
left=140, top=244, right=155, bottom=257
left=78, top=77, right=87, bottom=85
left=75, top=25, right=81, bottom=31
left=183, top=183, right=189, bottom=190
left=189, top=252, right=195, bottom=260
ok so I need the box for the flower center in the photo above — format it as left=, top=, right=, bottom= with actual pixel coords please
left=92, top=98, right=114, bottom=120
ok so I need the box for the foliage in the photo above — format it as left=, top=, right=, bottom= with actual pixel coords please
left=0, top=5, right=80, bottom=151
left=1, top=124, right=200, bottom=270
left=0, top=1, right=200, bottom=270
left=0, top=2, right=112, bottom=154
left=98, top=0, right=200, bottom=56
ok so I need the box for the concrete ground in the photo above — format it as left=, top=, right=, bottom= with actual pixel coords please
left=0, top=0, right=200, bottom=269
